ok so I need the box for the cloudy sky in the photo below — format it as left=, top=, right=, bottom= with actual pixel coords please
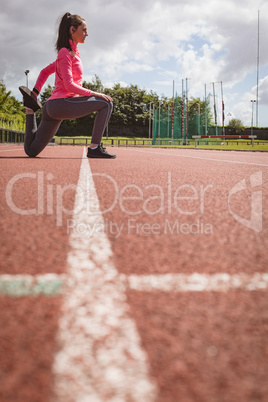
left=1, top=0, right=268, bottom=126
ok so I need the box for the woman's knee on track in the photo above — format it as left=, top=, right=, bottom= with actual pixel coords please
left=24, top=145, right=39, bottom=158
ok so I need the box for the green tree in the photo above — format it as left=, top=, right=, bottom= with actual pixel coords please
left=227, top=118, right=244, bottom=135
left=0, top=80, right=25, bottom=130
left=108, top=83, right=129, bottom=125
left=40, top=84, right=54, bottom=103
left=83, top=74, right=104, bottom=93
left=108, top=83, right=158, bottom=127
left=187, top=97, right=213, bottom=126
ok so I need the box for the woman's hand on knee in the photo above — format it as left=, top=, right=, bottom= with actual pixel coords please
left=103, top=94, right=113, bottom=102
left=91, top=91, right=113, bottom=103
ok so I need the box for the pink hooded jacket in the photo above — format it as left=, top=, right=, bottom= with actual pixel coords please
left=34, top=40, right=91, bottom=101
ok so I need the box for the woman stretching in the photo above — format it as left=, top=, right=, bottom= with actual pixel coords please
left=19, top=12, right=116, bottom=159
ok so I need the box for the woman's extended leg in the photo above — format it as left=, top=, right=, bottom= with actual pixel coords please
left=24, top=104, right=62, bottom=157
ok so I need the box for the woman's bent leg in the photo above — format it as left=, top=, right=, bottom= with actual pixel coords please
left=90, top=99, right=113, bottom=144
left=53, top=97, right=113, bottom=145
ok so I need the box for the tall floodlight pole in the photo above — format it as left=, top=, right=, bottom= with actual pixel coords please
left=256, top=10, right=260, bottom=127
left=251, top=100, right=256, bottom=136
left=197, top=103, right=201, bottom=135
left=211, top=82, right=217, bottom=135
left=152, top=103, right=155, bottom=144
left=149, top=103, right=151, bottom=140
left=149, top=102, right=154, bottom=142
left=181, top=79, right=184, bottom=143
left=186, top=78, right=189, bottom=143
left=204, top=84, right=208, bottom=135
left=167, top=105, right=170, bottom=138
left=172, top=80, right=175, bottom=143
left=158, top=101, right=162, bottom=144
left=220, top=81, right=225, bottom=135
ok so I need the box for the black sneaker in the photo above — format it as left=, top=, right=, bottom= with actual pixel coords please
left=19, top=86, right=42, bottom=112
left=87, top=144, right=116, bottom=159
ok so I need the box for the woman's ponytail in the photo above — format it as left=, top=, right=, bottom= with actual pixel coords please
left=55, top=12, right=85, bottom=52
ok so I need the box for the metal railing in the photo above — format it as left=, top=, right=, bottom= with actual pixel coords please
left=0, top=128, right=25, bottom=143
left=1, top=130, right=266, bottom=149
left=59, top=137, right=153, bottom=147
left=192, top=135, right=257, bottom=148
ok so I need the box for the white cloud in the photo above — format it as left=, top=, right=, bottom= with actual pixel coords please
left=258, top=76, right=268, bottom=104
left=104, top=81, right=128, bottom=89
left=1, top=0, right=268, bottom=125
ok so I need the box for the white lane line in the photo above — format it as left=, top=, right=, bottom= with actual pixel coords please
left=0, top=147, right=24, bottom=152
left=0, top=274, right=65, bottom=297
left=131, top=149, right=268, bottom=167
left=51, top=148, right=157, bottom=402
left=120, top=273, right=268, bottom=292
left=2, top=272, right=268, bottom=297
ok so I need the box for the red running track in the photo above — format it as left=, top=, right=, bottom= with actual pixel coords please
left=0, top=144, right=267, bottom=401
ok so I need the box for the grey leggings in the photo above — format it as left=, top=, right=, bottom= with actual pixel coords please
left=24, top=96, right=113, bottom=157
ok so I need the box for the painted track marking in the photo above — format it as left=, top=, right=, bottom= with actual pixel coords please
left=121, top=273, right=268, bottom=292
left=131, top=149, right=268, bottom=167
left=51, top=148, right=157, bottom=402
left=1, top=273, right=268, bottom=298
left=0, top=147, right=24, bottom=152
left=0, top=274, right=65, bottom=297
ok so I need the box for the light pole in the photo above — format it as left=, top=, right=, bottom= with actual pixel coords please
left=210, top=82, right=217, bottom=135
left=25, top=70, right=30, bottom=88
left=220, top=81, right=225, bottom=136
left=204, top=84, right=207, bottom=135
left=158, top=101, right=162, bottom=144
left=251, top=100, right=256, bottom=136
left=149, top=102, right=154, bottom=142
left=197, top=103, right=201, bottom=136
left=152, top=103, right=155, bottom=145
left=167, top=104, right=170, bottom=138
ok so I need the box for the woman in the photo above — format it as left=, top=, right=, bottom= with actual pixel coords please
left=19, top=12, right=116, bottom=159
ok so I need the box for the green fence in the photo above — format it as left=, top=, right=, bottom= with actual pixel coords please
left=152, top=98, right=222, bottom=144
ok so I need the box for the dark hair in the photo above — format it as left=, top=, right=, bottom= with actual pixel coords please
left=56, top=12, right=85, bottom=52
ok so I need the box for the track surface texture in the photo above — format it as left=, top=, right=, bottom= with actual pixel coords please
left=0, top=143, right=267, bottom=402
